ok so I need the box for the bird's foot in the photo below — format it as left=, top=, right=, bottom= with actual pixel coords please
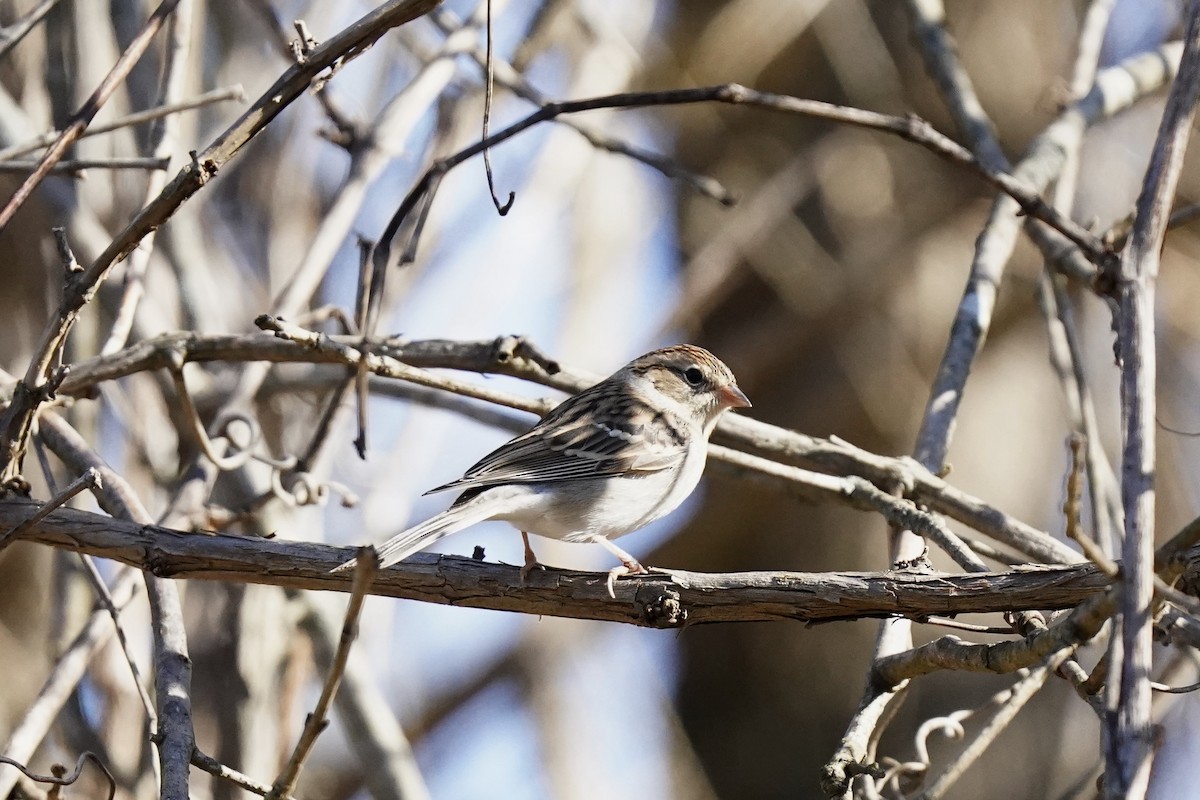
left=519, top=556, right=546, bottom=585
left=605, top=558, right=649, bottom=599
left=518, top=531, right=546, bottom=586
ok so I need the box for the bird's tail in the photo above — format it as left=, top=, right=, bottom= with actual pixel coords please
left=330, top=498, right=499, bottom=573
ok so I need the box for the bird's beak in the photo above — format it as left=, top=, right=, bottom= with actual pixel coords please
left=718, top=383, right=752, bottom=409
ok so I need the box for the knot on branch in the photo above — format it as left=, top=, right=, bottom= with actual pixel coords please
left=189, top=150, right=218, bottom=184
left=636, top=586, right=688, bottom=628
left=1, top=475, right=32, bottom=497
left=715, top=83, right=749, bottom=103
left=491, top=335, right=560, bottom=375
left=144, top=548, right=179, bottom=578
left=820, top=757, right=885, bottom=798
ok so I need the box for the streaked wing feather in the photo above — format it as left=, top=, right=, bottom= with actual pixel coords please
left=426, top=385, right=687, bottom=494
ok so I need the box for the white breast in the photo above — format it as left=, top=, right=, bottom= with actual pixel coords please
left=491, top=435, right=710, bottom=543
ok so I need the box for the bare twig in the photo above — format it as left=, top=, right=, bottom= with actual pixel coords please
left=0, top=156, right=171, bottom=172
left=1106, top=3, right=1200, bottom=796
left=28, top=438, right=158, bottom=731
left=0, top=85, right=244, bottom=161
left=73, top=553, right=158, bottom=724
left=920, top=618, right=1013, bottom=635
left=710, top=445, right=987, bottom=572
left=191, top=749, right=296, bottom=800
left=101, top=0, right=197, bottom=357
left=873, top=601, right=1108, bottom=689
left=0, top=0, right=64, bottom=59
left=37, top=414, right=196, bottom=800
left=0, top=0, right=182, bottom=230
left=0, top=466, right=99, bottom=552
left=267, top=549, right=377, bottom=798
left=430, top=7, right=734, bottom=205
left=0, top=570, right=140, bottom=799
left=1064, top=435, right=1118, bottom=577
left=480, top=0, right=514, bottom=215
left=0, top=752, right=116, bottom=800
left=52, top=227, right=80, bottom=273
left=915, top=649, right=1075, bottom=800
left=374, top=82, right=1113, bottom=273
left=1150, top=679, right=1200, bottom=694
left=242, top=0, right=358, bottom=141
left=0, top=498, right=1145, bottom=628
left=1039, top=0, right=1122, bottom=557
left=297, top=597, right=431, bottom=799
left=0, top=0, right=444, bottom=486
left=1039, top=275, right=1121, bottom=556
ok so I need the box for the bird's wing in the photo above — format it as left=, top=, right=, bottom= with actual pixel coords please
left=426, top=385, right=690, bottom=494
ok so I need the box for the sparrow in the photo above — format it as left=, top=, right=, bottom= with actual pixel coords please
left=333, top=344, right=750, bottom=596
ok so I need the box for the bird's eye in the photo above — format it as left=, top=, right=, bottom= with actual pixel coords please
left=683, top=366, right=705, bottom=387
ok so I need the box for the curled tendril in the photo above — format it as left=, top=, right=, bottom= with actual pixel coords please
left=875, top=756, right=929, bottom=796
left=271, top=469, right=359, bottom=508
left=914, top=712, right=970, bottom=765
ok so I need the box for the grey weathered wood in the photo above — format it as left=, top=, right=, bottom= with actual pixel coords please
left=1, top=499, right=1126, bottom=629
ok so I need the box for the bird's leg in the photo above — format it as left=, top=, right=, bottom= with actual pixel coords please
left=588, top=535, right=648, bottom=598
left=519, top=531, right=545, bottom=584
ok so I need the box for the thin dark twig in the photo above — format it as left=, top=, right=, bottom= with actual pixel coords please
left=373, top=83, right=1112, bottom=275
left=0, top=752, right=116, bottom=800
left=1064, top=435, right=1118, bottom=576
left=73, top=554, right=158, bottom=722
left=28, top=442, right=155, bottom=731
left=397, top=170, right=447, bottom=266
left=1150, top=679, right=1200, bottom=694
left=0, top=467, right=100, bottom=552
left=36, top=414, right=196, bottom=800
left=482, top=0, right=514, bottom=215
left=299, top=376, right=356, bottom=470
left=1156, top=417, right=1200, bottom=436
left=241, top=0, right=359, bottom=142
left=352, top=237, right=373, bottom=459
left=430, top=6, right=733, bottom=206
left=0, top=156, right=172, bottom=172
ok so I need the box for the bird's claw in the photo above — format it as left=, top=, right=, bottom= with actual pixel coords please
left=519, top=558, right=546, bottom=585
left=605, top=559, right=649, bottom=598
